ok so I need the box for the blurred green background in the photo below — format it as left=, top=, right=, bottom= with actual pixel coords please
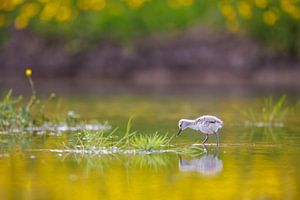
left=0, top=0, right=299, bottom=89
left=1, top=0, right=299, bottom=50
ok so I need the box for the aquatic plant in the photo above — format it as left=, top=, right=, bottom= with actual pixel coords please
left=75, top=128, right=119, bottom=150
left=237, top=95, right=290, bottom=143
left=114, top=116, right=137, bottom=149
left=0, top=69, right=54, bottom=130
left=68, top=117, right=207, bottom=156
left=130, top=132, right=173, bottom=151
left=71, top=129, right=173, bottom=152
left=0, top=70, right=207, bottom=155
left=261, top=95, right=289, bottom=123
left=0, top=89, right=40, bottom=130
left=0, top=69, right=89, bottom=131
left=238, top=95, right=289, bottom=126
left=69, top=116, right=175, bottom=152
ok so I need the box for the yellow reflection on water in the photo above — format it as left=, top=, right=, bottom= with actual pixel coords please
left=0, top=146, right=299, bottom=200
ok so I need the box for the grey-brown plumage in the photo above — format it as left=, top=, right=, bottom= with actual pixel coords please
left=176, top=115, right=223, bottom=145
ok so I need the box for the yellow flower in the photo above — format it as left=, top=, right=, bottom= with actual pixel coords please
left=238, top=1, right=252, bottom=19
left=14, top=15, right=29, bottom=29
left=21, top=3, right=39, bottom=18
left=263, top=10, right=279, bottom=25
left=220, top=3, right=236, bottom=21
left=78, top=0, right=106, bottom=11
left=255, top=0, right=268, bottom=9
left=55, top=6, right=72, bottom=22
left=126, top=0, right=145, bottom=9
left=25, top=68, right=32, bottom=77
left=281, top=1, right=300, bottom=20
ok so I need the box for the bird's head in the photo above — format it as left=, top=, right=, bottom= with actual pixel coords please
left=176, top=119, right=190, bottom=137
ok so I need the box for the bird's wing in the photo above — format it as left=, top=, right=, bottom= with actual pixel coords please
left=196, top=116, right=223, bottom=126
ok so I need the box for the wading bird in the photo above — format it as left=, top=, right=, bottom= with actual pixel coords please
left=176, top=115, right=223, bottom=146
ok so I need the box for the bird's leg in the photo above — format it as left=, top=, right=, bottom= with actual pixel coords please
left=201, top=134, right=209, bottom=144
left=214, top=132, right=219, bottom=146
left=202, top=144, right=209, bottom=154
left=179, top=155, right=183, bottom=165
left=215, top=146, right=219, bottom=157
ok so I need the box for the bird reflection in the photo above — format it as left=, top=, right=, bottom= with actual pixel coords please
left=179, top=146, right=223, bottom=176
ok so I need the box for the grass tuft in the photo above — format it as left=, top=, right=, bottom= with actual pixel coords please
left=238, top=95, right=290, bottom=126
left=130, top=132, right=173, bottom=151
left=70, top=118, right=207, bottom=155
left=0, top=75, right=85, bottom=131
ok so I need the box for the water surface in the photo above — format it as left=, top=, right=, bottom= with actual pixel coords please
left=0, top=95, right=299, bottom=200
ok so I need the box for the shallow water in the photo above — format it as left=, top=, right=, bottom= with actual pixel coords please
left=0, top=95, right=300, bottom=200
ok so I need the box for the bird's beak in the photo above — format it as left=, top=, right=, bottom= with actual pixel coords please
left=176, top=129, right=182, bottom=137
